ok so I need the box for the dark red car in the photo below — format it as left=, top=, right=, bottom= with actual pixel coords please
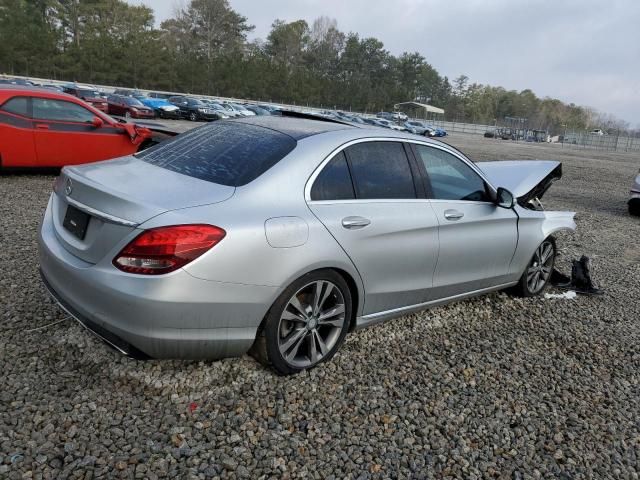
left=62, top=86, right=109, bottom=113
left=107, top=94, right=155, bottom=119
left=0, top=86, right=155, bottom=169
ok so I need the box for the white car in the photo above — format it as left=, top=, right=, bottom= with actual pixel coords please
left=225, top=102, right=256, bottom=117
left=590, top=129, right=606, bottom=136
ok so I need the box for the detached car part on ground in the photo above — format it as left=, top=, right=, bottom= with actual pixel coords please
left=38, top=115, right=576, bottom=375
left=0, top=86, right=176, bottom=169
left=629, top=169, right=640, bottom=215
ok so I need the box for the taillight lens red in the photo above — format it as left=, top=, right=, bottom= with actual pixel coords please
left=113, top=224, right=226, bottom=275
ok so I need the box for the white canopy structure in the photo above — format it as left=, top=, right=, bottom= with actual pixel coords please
left=394, top=101, right=445, bottom=120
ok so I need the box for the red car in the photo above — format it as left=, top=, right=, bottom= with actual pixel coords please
left=62, top=86, right=109, bottom=113
left=0, top=86, right=155, bottom=169
left=107, top=94, right=155, bottom=119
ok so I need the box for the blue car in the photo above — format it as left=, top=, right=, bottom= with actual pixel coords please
left=427, top=125, right=447, bottom=137
left=135, top=95, right=182, bottom=119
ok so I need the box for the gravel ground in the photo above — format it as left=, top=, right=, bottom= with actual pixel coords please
left=1, top=133, right=639, bottom=479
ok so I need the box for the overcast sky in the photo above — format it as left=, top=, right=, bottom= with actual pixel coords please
left=126, top=0, right=640, bottom=126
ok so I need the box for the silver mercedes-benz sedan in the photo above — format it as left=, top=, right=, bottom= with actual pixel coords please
left=39, top=115, right=576, bottom=374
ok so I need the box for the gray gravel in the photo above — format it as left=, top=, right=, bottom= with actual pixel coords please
left=1, top=134, right=640, bottom=479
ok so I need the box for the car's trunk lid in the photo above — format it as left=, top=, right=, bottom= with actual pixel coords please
left=478, top=160, right=562, bottom=204
left=52, top=156, right=235, bottom=264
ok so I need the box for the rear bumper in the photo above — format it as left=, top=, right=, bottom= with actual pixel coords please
left=38, top=202, right=277, bottom=359
left=40, top=270, right=151, bottom=359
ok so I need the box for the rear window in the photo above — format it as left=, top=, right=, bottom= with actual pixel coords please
left=136, top=122, right=296, bottom=187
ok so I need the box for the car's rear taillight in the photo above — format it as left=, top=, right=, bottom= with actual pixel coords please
left=113, top=224, right=225, bottom=275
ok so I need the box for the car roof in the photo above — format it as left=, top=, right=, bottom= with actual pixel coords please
left=234, top=115, right=355, bottom=140
left=0, top=85, right=83, bottom=101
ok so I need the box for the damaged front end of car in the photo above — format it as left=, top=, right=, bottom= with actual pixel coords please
left=479, top=160, right=576, bottom=274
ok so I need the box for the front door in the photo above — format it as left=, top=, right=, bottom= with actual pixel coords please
left=412, top=143, right=518, bottom=298
left=307, top=141, right=440, bottom=315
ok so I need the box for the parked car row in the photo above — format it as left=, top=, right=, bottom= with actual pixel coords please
left=317, top=109, right=447, bottom=137
left=109, top=89, right=285, bottom=122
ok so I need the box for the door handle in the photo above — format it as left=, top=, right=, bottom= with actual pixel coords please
left=444, top=209, right=464, bottom=221
left=35, top=123, right=50, bottom=130
left=341, top=216, right=371, bottom=229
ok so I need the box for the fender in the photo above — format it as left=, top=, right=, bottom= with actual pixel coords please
left=541, top=210, right=576, bottom=239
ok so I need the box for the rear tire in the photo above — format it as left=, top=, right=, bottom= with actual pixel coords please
left=250, top=270, right=352, bottom=375
left=629, top=200, right=640, bottom=216
left=513, top=238, right=556, bottom=297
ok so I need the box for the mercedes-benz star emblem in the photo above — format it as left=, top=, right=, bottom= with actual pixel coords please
left=64, top=178, right=73, bottom=196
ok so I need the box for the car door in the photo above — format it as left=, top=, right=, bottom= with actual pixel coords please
left=0, top=96, right=37, bottom=167
left=31, top=96, right=132, bottom=167
left=411, top=143, right=518, bottom=298
left=307, top=140, right=440, bottom=315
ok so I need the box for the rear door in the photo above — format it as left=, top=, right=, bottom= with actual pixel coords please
left=31, top=96, right=134, bottom=167
left=307, top=140, right=440, bottom=315
left=0, top=96, right=36, bottom=167
left=411, top=143, right=518, bottom=297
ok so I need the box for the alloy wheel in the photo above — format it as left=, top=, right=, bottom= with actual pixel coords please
left=526, top=240, right=554, bottom=294
left=277, top=280, right=346, bottom=368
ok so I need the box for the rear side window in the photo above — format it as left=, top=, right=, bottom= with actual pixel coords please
left=137, top=122, right=296, bottom=187
left=311, top=152, right=355, bottom=200
left=2, top=97, right=29, bottom=116
left=346, top=141, right=416, bottom=199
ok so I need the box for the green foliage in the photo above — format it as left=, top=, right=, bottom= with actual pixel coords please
left=0, top=0, right=616, bottom=132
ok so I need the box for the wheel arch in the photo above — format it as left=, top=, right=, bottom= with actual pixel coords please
left=256, top=265, right=363, bottom=336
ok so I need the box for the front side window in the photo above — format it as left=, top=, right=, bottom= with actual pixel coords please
left=414, top=145, right=490, bottom=202
left=310, top=152, right=355, bottom=201
left=32, top=98, right=95, bottom=123
left=1, top=97, right=29, bottom=117
left=346, top=141, right=416, bottom=199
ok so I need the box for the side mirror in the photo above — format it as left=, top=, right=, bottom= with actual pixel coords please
left=496, top=187, right=515, bottom=208
left=91, top=116, right=104, bottom=129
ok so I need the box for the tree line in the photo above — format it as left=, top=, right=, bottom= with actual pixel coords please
left=0, top=0, right=630, bottom=133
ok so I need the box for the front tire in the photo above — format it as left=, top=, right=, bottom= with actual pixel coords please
left=189, top=111, right=198, bottom=122
left=252, top=270, right=352, bottom=375
left=514, top=238, right=556, bottom=297
left=629, top=200, right=640, bottom=216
